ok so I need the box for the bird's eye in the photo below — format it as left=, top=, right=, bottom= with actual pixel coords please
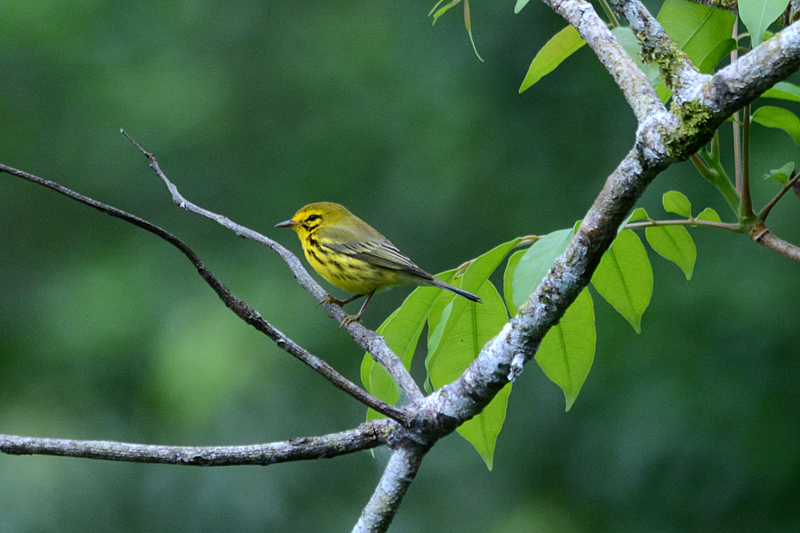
left=306, top=214, right=321, bottom=223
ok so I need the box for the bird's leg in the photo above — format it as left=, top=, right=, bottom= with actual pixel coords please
left=340, top=292, right=375, bottom=329
left=321, top=293, right=365, bottom=308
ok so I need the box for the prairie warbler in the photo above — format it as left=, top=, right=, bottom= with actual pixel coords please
left=276, top=202, right=481, bottom=325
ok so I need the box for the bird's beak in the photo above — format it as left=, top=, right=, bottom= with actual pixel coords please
left=275, top=219, right=300, bottom=228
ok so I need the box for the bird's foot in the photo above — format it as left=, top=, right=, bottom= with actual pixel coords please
left=320, top=294, right=344, bottom=307
left=338, top=313, right=364, bottom=330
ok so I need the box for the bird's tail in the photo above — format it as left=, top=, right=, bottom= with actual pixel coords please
left=435, top=278, right=482, bottom=303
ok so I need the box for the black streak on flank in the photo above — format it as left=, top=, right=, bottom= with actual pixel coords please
left=307, top=247, right=326, bottom=266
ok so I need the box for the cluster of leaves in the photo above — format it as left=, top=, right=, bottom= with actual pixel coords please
left=370, top=0, right=800, bottom=469
left=439, top=0, right=800, bottom=143
left=429, top=0, right=482, bottom=61
left=520, top=0, right=800, bottom=142
left=362, top=189, right=713, bottom=468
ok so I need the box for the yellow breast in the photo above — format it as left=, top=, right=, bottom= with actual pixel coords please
left=304, top=237, right=401, bottom=295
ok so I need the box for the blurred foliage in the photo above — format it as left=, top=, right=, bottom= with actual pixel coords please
left=1, top=0, right=799, bottom=531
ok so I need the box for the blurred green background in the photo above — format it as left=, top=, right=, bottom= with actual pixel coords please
left=1, top=1, right=799, bottom=531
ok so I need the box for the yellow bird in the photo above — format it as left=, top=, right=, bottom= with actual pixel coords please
left=276, top=202, right=481, bottom=326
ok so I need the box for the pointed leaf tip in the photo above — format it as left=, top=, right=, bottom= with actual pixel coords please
left=591, top=230, right=653, bottom=333
left=519, top=25, right=585, bottom=93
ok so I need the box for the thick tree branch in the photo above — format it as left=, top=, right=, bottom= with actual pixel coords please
left=348, top=20, right=800, bottom=526
left=0, top=420, right=395, bottom=466
left=788, top=0, right=800, bottom=24
left=122, top=130, right=425, bottom=405
left=748, top=222, right=800, bottom=262
left=542, top=0, right=668, bottom=123
left=428, top=144, right=668, bottom=427
left=702, top=23, right=800, bottom=117
left=0, top=162, right=408, bottom=424
left=352, top=443, right=428, bottom=533
left=612, top=0, right=710, bottom=102
left=409, top=9, right=800, bottom=451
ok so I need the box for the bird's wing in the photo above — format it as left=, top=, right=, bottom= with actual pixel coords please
left=323, top=230, right=434, bottom=280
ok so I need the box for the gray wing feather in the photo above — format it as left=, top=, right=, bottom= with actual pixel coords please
left=326, top=239, right=434, bottom=281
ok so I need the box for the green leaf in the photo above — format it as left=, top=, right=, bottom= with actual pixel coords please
left=630, top=207, right=650, bottom=221
left=621, top=207, right=651, bottom=233
left=511, top=228, right=574, bottom=309
left=619, top=208, right=650, bottom=236
left=362, top=308, right=401, bottom=421
left=430, top=0, right=482, bottom=61
left=423, top=240, right=522, bottom=469
left=662, top=190, right=692, bottom=217
left=762, top=81, right=800, bottom=102
left=459, top=238, right=523, bottom=298
left=514, top=0, right=532, bottom=14
left=752, top=106, right=800, bottom=144
left=426, top=297, right=452, bottom=363
left=429, top=0, right=447, bottom=16
left=422, top=281, right=456, bottom=395
left=739, top=0, right=790, bottom=48
left=426, top=238, right=521, bottom=372
left=536, top=288, right=595, bottom=411
left=425, top=269, right=457, bottom=374
left=697, top=37, right=738, bottom=73
left=361, top=286, right=443, bottom=420
left=430, top=0, right=462, bottom=23
left=425, top=237, right=522, bottom=360
left=696, top=207, right=721, bottom=222
left=591, top=230, right=653, bottom=333
left=612, top=27, right=661, bottom=85
left=657, top=0, right=737, bottom=73
left=656, top=83, right=672, bottom=104
left=427, top=281, right=511, bottom=470
left=463, top=0, right=483, bottom=62
left=503, top=249, right=527, bottom=317
left=457, top=381, right=512, bottom=471
left=763, top=161, right=795, bottom=185
left=520, top=25, right=586, bottom=93
left=425, top=237, right=521, bottom=366
left=645, top=225, right=697, bottom=280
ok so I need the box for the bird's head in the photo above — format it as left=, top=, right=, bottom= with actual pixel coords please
left=275, top=202, right=353, bottom=238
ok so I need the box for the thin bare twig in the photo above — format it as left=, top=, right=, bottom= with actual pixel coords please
left=748, top=221, right=800, bottom=262
left=625, top=219, right=741, bottom=231
left=121, top=130, right=425, bottom=405
left=759, top=170, right=800, bottom=219
left=0, top=161, right=408, bottom=424
left=0, top=420, right=395, bottom=466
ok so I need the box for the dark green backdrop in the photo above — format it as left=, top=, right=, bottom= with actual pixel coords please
left=1, top=1, right=799, bottom=531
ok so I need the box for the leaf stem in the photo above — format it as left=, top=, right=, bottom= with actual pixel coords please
left=759, top=170, right=800, bottom=220
left=731, top=20, right=744, bottom=194
left=598, top=0, right=620, bottom=27
left=691, top=149, right=741, bottom=214
left=738, top=103, right=755, bottom=220
left=625, top=218, right=741, bottom=232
